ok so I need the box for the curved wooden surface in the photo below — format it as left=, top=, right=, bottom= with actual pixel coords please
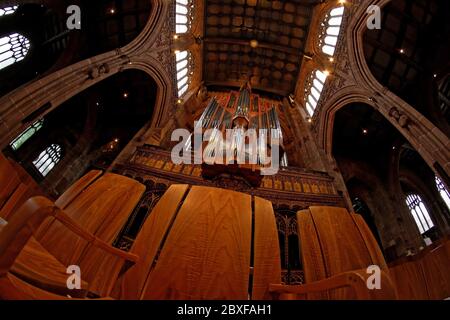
left=0, top=192, right=142, bottom=299
left=389, top=237, right=450, bottom=300
left=115, top=185, right=280, bottom=300
left=114, top=184, right=190, bottom=299
left=252, top=196, right=281, bottom=300
left=141, top=186, right=253, bottom=300
left=296, top=206, right=395, bottom=299
left=0, top=154, right=43, bottom=221
left=4, top=164, right=447, bottom=301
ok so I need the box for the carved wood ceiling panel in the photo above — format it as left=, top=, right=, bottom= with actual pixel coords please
left=203, top=0, right=320, bottom=97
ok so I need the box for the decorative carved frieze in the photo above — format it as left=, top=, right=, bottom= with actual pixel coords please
left=114, top=145, right=345, bottom=210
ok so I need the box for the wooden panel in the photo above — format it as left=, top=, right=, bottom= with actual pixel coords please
left=37, top=173, right=145, bottom=266
left=114, top=184, right=190, bottom=299
left=141, top=186, right=252, bottom=300
left=0, top=154, right=21, bottom=210
left=0, top=183, right=34, bottom=220
left=297, top=209, right=328, bottom=299
left=389, top=260, right=428, bottom=299
left=55, top=170, right=102, bottom=209
left=297, top=209, right=326, bottom=283
left=11, top=237, right=88, bottom=298
left=0, top=273, right=69, bottom=300
left=351, top=214, right=388, bottom=271
left=252, top=196, right=281, bottom=300
left=419, top=245, right=450, bottom=300
left=388, top=239, right=450, bottom=300
left=309, top=206, right=372, bottom=277
left=77, top=246, right=125, bottom=297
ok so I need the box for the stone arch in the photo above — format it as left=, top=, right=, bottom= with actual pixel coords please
left=0, top=0, right=173, bottom=149
left=316, top=0, right=449, bottom=180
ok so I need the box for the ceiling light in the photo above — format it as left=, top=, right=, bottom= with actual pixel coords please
left=114, top=138, right=119, bottom=143
left=308, top=118, right=312, bottom=123
left=173, top=35, right=179, bottom=40
left=177, top=99, right=183, bottom=104
left=110, top=8, right=115, bottom=14
left=250, top=40, right=259, bottom=48
left=338, top=0, right=347, bottom=4
left=399, top=49, right=405, bottom=54
left=433, top=74, right=437, bottom=78
left=362, top=129, right=368, bottom=135
left=329, top=57, right=334, bottom=62
left=123, top=92, right=128, bottom=98
left=174, top=50, right=180, bottom=54
left=324, top=70, right=330, bottom=76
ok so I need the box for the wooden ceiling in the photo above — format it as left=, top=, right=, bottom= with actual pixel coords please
left=363, top=0, right=450, bottom=119
left=203, top=0, right=320, bottom=97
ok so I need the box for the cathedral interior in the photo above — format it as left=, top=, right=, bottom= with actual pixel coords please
left=0, top=0, right=449, bottom=301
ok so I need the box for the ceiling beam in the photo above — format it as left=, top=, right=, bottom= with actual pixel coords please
left=203, top=38, right=302, bottom=56
left=204, top=80, right=288, bottom=97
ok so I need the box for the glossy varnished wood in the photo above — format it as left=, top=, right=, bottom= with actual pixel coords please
left=389, top=237, right=450, bottom=300
left=252, top=196, right=281, bottom=300
left=351, top=214, right=388, bottom=271
left=0, top=196, right=139, bottom=299
left=308, top=207, right=372, bottom=276
left=0, top=154, right=42, bottom=221
left=141, top=186, right=252, bottom=300
left=11, top=237, right=89, bottom=298
left=114, top=184, right=190, bottom=299
left=0, top=154, right=21, bottom=212
left=295, top=206, right=395, bottom=300
left=0, top=183, right=35, bottom=221
left=55, top=170, right=102, bottom=209
left=37, top=173, right=144, bottom=267
left=297, top=209, right=326, bottom=282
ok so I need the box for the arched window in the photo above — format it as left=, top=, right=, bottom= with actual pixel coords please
left=406, top=194, right=434, bottom=234
left=304, top=70, right=329, bottom=116
left=0, top=33, right=31, bottom=70
left=281, top=153, right=289, bottom=167
left=175, top=0, right=193, bottom=34
left=10, top=119, right=44, bottom=151
left=175, top=50, right=192, bottom=97
left=33, top=144, right=62, bottom=177
left=436, top=176, right=450, bottom=210
left=0, top=5, right=18, bottom=17
left=319, top=6, right=345, bottom=57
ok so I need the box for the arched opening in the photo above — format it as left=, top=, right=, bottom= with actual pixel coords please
left=332, top=102, right=449, bottom=260
left=3, top=69, right=158, bottom=196
left=32, top=143, right=63, bottom=177
left=399, top=146, right=450, bottom=242
left=436, top=176, right=450, bottom=211
left=0, top=1, right=153, bottom=96
left=319, top=5, right=345, bottom=57
left=0, top=32, right=30, bottom=70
